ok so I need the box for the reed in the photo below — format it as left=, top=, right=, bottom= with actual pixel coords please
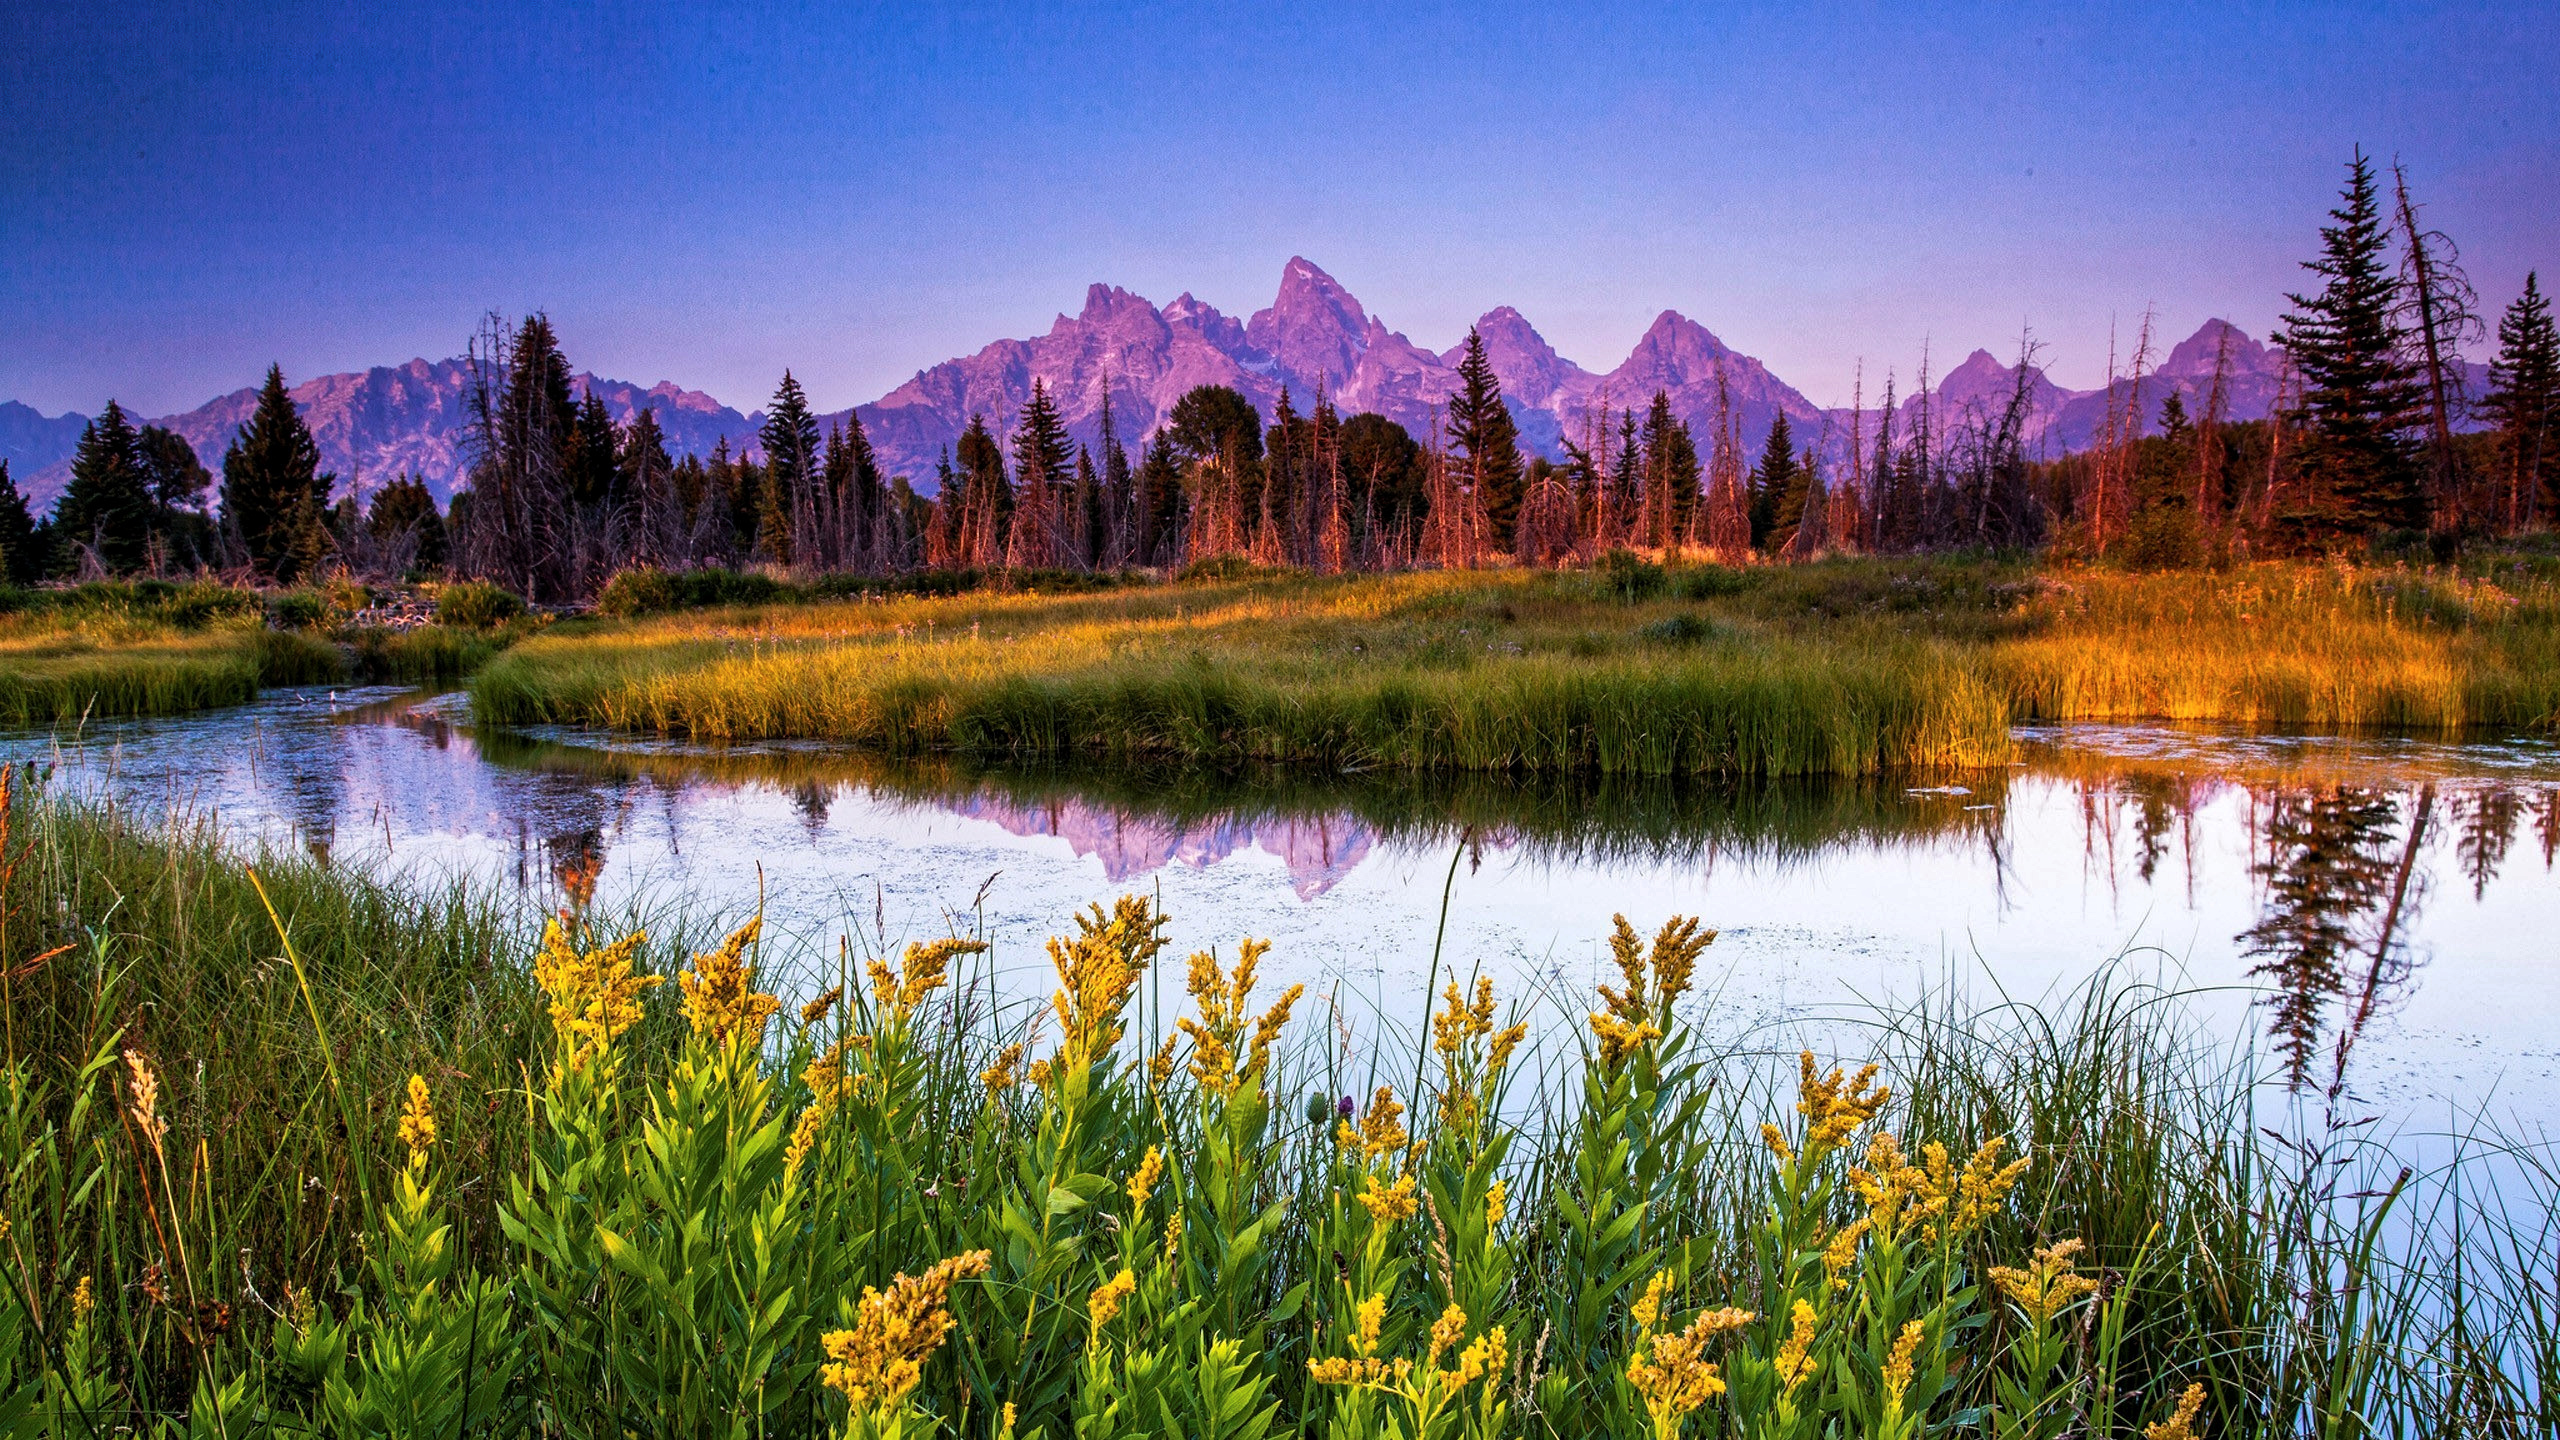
left=0, top=787, right=2552, bottom=1435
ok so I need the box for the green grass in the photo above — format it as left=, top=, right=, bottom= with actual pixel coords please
left=1, top=789, right=2554, bottom=1433
left=470, top=556, right=2560, bottom=778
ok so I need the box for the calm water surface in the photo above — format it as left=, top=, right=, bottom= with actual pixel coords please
left=9, top=687, right=2559, bottom=1124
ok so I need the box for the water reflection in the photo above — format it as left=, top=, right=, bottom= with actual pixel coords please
left=8, top=691, right=2560, bottom=1117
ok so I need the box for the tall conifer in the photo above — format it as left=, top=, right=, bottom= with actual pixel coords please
left=221, top=366, right=329, bottom=578
left=58, top=401, right=156, bottom=572
left=2484, top=272, right=2560, bottom=527
left=2276, top=148, right=2426, bottom=540
left=1449, top=329, right=1526, bottom=550
left=0, top=462, right=40, bottom=584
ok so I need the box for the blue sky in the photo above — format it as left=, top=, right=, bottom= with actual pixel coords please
left=4, top=1, right=2554, bottom=417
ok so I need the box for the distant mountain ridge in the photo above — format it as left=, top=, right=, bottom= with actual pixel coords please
left=10, top=258, right=2375, bottom=510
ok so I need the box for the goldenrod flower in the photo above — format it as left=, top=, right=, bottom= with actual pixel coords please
left=1341, top=1086, right=1407, bottom=1157
left=980, top=1042, right=1024, bottom=1093
left=1485, top=1179, right=1507, bottom=1229
left=1589, top=1011, right=1662, bottom=1067
left=122, top=1049, right=167, bottom=1155
left=1922, top=1136, right=2031, bottom=1242
left=1598, top=913, right=1716, bottom=1026
left=784, top=1097, right=830, bottom=1176
left=800, top=984, right=843, bottom=1026
left=1359, top=1172, right=1419, bottom=1226
left=1627, top=1302, right=1753, bottom=1438
left=532, top=918, right=657, bottom=1068
left=1163, top=1209, right=1183, bottom=1265
left=1991, top=1238, right=2098, bottom=1325
left=819, top=1250, right=993, bottom=1414
left=1427, top=1304, right=1468, bottom=1365
left=1882, top=1320, right=1926, bottom=1405
left=1761, top=1123, right=1795, bottom=1163
left=680, top=919, right=778, bottom=1045
left=1796, top=1053, right=1889, bottom=1156
left=71, top=1275, right=94, bottom=1323
left=1179, top=939, right=1299, bottom=1097
left=1351, top=1291, right=1386, bottom=1356
left=1040, top=897, right=1167, bottom=1081
left=2145, top=1382, right=2207, bottom=1440
left=1088, top=1268, right=1137, bottom=1329
left=1821, top=1216, right=1870, bottom=1291
left=1309, top=1290, right=1396, bottom=1387
left=872, top=936, right=985, bottom=1020
left=1773, top=1299, right=1817, bottom=1393
left=1441, top=1325, right=1507, bottom=1391
left=1126, top=1146, right=1165, bottom=1212
left=396, top=1074, right=437, bottom=1162
left=1632, top=1270, right=1675, bottom=1331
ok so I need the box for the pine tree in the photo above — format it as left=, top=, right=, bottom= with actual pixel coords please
left=954, top=414, right=1008, bottom=568
left=1006, top=380, right=1074, bottom=569
left=1098, top=387, right=1133, bottom=566
left=1134, top=429, right=1183, bottom=567
left=1749, top=411, right=1797, bottom=550
left=220, top=367, right=330, bottom=578
left=57, top=400, right=156, bottom=572
left=0, top=462, right=40, bottom=585
left=759, top=372, right=821, bottom=565
left=1449, top=329, right=1526, bottom=551
left=2484, top=272, right=2560, bottom=528
left=2276, top=148, right=2426, bottom=541
left=619, top=407, right=676, bottom=565
left=565, top=390, right=620, bottom=509
left=367, top=475, right=448, bottom=573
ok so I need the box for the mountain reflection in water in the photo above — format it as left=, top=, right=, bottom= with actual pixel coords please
left=7, top=690, right=2560, bottom=1118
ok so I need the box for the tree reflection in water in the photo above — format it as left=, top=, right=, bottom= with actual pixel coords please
left=2236, top=786, right=2431, bottom=1092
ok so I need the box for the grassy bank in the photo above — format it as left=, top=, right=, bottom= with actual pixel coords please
left=0, top=580, right=525, bottom=725
left=471, top=557, right=2560, bottom=777
left=2, top=786, right=2555, bottom=1433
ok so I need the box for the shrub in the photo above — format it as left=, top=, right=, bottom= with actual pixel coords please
left=270, top=588, right=330, bottom=631
left=1673, top=562, right=1755, bottom=599
left=434, top=579, right=527, bottom=629
left=1638, top=612, right=1716, bottom=645
left=596, top=565, right=681, bottom=618
left=1599, top=548, right=1668, bottom=602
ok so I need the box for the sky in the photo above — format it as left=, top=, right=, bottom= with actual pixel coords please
left=4, top=1, right=2556, bottom=419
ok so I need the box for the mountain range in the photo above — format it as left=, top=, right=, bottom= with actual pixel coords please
left=7, top=257, right=2378, bottom=511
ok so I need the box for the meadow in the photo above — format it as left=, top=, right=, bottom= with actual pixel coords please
left=469, top=556, right=2560, bottom=778
left=3, top=780, right=2556, bottom=1436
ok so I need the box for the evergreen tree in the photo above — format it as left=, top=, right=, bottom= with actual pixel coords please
left=1749, top=411, right=1797, bottom=550
left=56, top=400, right=156, bottom=572
left=620, top=407, right=677, bottom=564
left=1449, top=329, right=1526, bottom=550
left=220, top=366, right=332, bottom=579
left=1098, top=387, right=1133, bottom=565
left=1340, top=413, right=1423, bottom=539
left=841, top=409, right=888, bottom=567
left=137, top=426, right=211, bottom=516
left=1134, top=429, right=1183, bottom=566
left=1007, top=380, right=1076, bottom=568
left=2483, top=271, right=2560, bottom=527
left=1074, top=445, right=1103, bottom=569
left=367, top=475, right=447, bottom=572
left=954, top=414, right=1008, bottom=567
left=2275, top=148, right=2426, bottom=541
left=565, top=390, right=620, bottom=509
left=1639, top=392, right=1700, bottom=549
left=0, top=462, right=39, bottom=585
left=760, top=372, right=822, bottom=565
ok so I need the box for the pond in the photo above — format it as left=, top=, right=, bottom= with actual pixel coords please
left=8, top=687, right=2559, bottom=1125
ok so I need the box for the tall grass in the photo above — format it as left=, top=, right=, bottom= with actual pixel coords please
left=471, top=560, right=2560, bottom=781
left=1, top=787, right=2553, bottom=1434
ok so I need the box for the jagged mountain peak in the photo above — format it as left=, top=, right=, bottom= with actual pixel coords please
left=1247, top=256, right=1370, bottom=389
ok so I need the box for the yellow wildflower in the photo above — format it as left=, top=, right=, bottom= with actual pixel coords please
left=679, top=918, right=776, bottom=1044
left=1627, top=1303, right=1754, bottom=1438
left=1761, top=1123, right=1795, bottom=1163
left=1485, top=1179, right=1507, bottom=1229
left=1589, top=1010, right=1662, bottom=1067
left=889, top=936, right=986, bottom=1017
left=1922, top=1136, right=2031, bottom=1242
left=1882, top=1320, right=1926, bottom=1406
left=1000, top=1402, right=1017, bottom=1437
left=1796, top=1053, right=1889, bottom=1156
left=71, top=1275, right=94, bottom=1323
left=784, top=1096, right=830, bottom=1176
left=2146, top=1382, right=2207, bottom=1440
left=396, top=1074, right=437, bottom=1162
left=1427, top=1303, right=1468, bottom=1367
left=1164, top=1209, right=1183, bottom=1265
left=1442, top=1326, right=1507, bottom=1391
left=818, top=1250, right=993, bottom=1414
left=1088, top=1268, right=1138, bottom=1329
left=1773, top=1299, right=1817, bottom=1394
left=800, top=984, right=844, bottom=1026
left=1179, top=939, right=1299, bottom=1096
left=1348, top=1086, right=1407, bottom=1157
left=1632, top=1270, right=1675, bottom=1331
left=1352, top=1290, right=1386, bottom=1356
left=1359, top=1172, right=1419, bottom=1226
left=1991, top=1238, right=2098, bottom=1325
left=531, top=918, right=657, bottom=1068
left=1598, top=913, right=1717, bottom=1025
left=1042, top=897, right=1168, bottom=1080
left=1126, top=1146, right=1165, bottom=1212
left=1850, top=1132, right=1940, bottom=1241
left=1821, top=1216, right=1870, bottom=1291
left=981, top=1042, right=1024, bottom=1093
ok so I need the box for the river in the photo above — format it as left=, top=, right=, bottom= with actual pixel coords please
left=8, top=686, right=2558, bottom=1125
